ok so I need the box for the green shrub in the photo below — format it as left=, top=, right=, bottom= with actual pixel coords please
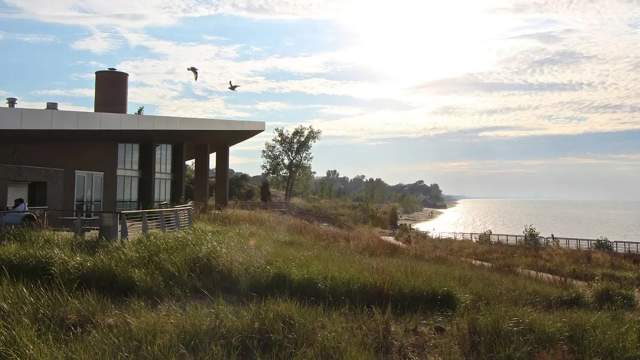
left=546, top=290, right=587, bottom=309
left=478, top=230, right=492, bottom=245
left=523, top=225, right=541, bottom=248
left=594, top=237, right=613, bottom=252
left=388, top=206, right=399, bottom=230
left=592, top=283, right=636, bottom=310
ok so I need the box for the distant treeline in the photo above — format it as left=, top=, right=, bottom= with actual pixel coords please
left=219, top=169, right=446, bottom=214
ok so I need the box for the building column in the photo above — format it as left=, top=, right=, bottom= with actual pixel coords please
left=215, top=146, right=229, bottom=210
left=171, top=143, right=185, bottom=204
left=0, top=179, right=7, bottom=210
left=194, top=143, right=210, bottom=212
left=139, top=143, right=156, bottom=209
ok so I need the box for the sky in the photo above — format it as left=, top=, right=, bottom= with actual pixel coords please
left=1, top=0, right=639, bottom=201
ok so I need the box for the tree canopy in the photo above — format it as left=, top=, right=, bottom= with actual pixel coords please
left=261, top=125, right=321, bottom=201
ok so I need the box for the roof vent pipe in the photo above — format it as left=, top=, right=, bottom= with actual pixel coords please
left=46, top=102, right=58, bottom=110
left=6, top=97, right=17, bottom=108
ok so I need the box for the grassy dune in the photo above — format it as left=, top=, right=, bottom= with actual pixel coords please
left=1, top=210, right=639, bottom=358
left=410, top=232, right=640, bottom=289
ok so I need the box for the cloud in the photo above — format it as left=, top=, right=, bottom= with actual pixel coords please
left=417, top=75, right=589, bottom=95
left=0, top=0, right=345, bottom=30
left=252, top=101, right=291, bottom=111
left=0, top=31, right=57, bottom=43
left=154, top=97, right=249, bottom=119
left=71, top=30, right=120, bottom=53
left=32, top=88, right=94, bottom=97
left=395, top=153, right=640, bottom=175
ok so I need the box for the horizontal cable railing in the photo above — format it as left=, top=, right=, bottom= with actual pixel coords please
left=119, top=206, right=193, bottom=239
left=427, top=231, right=640, bottom=254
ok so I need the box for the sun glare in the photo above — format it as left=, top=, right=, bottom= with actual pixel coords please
left=339, top=1, right=513, bottom=86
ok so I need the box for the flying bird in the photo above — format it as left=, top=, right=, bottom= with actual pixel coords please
left=228, top=81, right=240, bottom=91
left=187, top=67, right=198, bottom=81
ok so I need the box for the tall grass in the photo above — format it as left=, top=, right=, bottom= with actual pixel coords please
left=0, top=210, right=638, bottom=358
left=412, top=233, right=640, bottom=288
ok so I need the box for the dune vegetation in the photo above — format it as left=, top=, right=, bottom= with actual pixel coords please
left=1, top=210, right=639, bottom=359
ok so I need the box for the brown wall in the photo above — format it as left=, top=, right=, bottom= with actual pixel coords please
left=0, top=164, right=64, bottom=210
left=0, top=142, right=118, bottom=211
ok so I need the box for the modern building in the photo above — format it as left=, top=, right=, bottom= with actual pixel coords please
left=0, top=69, right=264, bottom=215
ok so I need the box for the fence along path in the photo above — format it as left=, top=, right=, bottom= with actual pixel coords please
left=426, top=231, right=640, bottom=254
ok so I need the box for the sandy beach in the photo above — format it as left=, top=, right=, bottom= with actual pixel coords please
left=399, top=200, right=458, bottom=226
left=399, top=208, right=444, bottom=226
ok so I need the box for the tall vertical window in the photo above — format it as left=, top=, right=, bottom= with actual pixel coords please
left=154, top=144, right=172, bottom=206
left=117, top=143, right=140, bottom=210
left=75, top=171, right=103, bottom=216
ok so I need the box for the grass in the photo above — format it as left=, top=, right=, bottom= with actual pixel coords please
left=288, top=198, right=396, bottom=229
left=410, top=232, right=640, bottom=289
left=0, top=210, right=639, bottom=358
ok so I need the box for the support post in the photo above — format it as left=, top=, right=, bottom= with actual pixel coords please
left=142, top=213, right=149, bottom=235
left=139, top=143, right=156, bottom=209
left=159, top=210, right=166, bottom=231
left=119, top=213, right=128, bottom=240
left=215, top=146, right=229, bottom=210
left=174, top=209, right=180, bottom=230
left=194, top=143, right=210, bottom=213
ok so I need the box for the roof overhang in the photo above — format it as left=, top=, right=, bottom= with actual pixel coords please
left=0, top=108, right=265, bottom=156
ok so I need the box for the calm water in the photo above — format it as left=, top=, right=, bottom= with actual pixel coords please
left=415, top=199, right=640, bottom=241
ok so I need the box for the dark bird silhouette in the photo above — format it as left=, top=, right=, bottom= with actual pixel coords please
left=187, top=67, right=198, bottom=81
left=135, top=106, right=144, bottom=115
left=228, top=80, right=240, bottom=91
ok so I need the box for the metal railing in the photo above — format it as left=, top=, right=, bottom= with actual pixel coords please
left=119, top=205, right=193, bottom=239
left=1, top=204, right=194, bottom=240
left=427, top=231, right=640, bottom=254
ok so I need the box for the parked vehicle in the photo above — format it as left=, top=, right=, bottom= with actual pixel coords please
left=0, top=199, right=38, bottom=227
left=0, top=210, right=38, bottom=227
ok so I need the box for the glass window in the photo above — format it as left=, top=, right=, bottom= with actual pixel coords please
left=75, top=174, right=85, bottom=202
left=132, top=144, right=139, bottom=170
left=117, top=143, right=141, bottom=210
left=75, top=171, right=103, bottom=216
left=124, top=144, right=132, bottom=169
left=154, top=144, right=173, bottom=206
left=117, top=175, right=124, bottom=200
left=118, top=144, right=125, bottom=169
left=123, top=176, right=131, bottom=200
left=131, top=178, right=138, bottom=204
left=166, top=145, right=172, bottom=173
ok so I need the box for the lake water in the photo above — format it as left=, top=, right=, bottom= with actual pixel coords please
left=415, top=199, right=640, bottom=242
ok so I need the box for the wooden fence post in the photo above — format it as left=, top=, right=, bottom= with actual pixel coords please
left=142, top=213, right=149, bottom=235
left=159, top=210, right=166, bottom=232
left=74, top=217, right=82, bottom=237
left=174, top=209, right=181, bottom=230
left=119, top=213, right=129, bottom=240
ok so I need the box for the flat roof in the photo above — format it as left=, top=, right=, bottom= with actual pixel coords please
left=0, top=107, right=264, bottom=132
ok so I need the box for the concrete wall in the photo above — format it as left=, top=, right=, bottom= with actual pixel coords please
left=0, top=142, right=118, bottom=211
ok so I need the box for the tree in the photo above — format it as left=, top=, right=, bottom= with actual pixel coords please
left=261, top=125, right=321, bottom=202
left=260, top=179, right=271, bottom=203
left=389, top=206, right=399, bottom=230
left=523, top=224, right=541, bottom=247
left=229, top=172, right=256, bottom=201
left=184, top=164, right=195, bottom=201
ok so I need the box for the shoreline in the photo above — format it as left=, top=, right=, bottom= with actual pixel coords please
left=398, top=200, right=458, bottom=226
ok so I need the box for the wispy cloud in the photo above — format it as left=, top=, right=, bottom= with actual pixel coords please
left=0, top=30, right=56, bottom=43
